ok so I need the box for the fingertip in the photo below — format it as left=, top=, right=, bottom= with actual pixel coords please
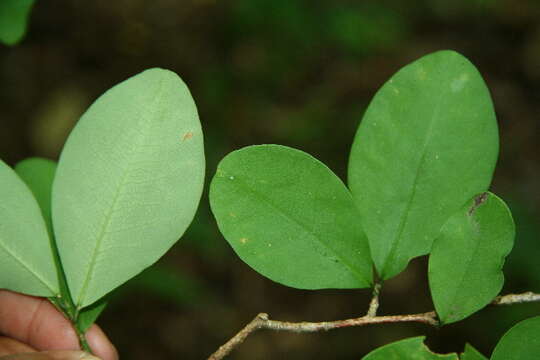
left=0, top=336, right=35, bottom=357
left=39, top=350, right=101, bottom=360
left=7, top=350, right=103, bottom=360
left=85, top=325, right=118, bottom=360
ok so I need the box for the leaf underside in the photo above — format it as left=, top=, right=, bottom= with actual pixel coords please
left=429, top=192, right=515, bottom=325
left=348, top=50, right=499, bottom=280
left=52, top=68, right=205, bottom=307
left=210, top=145, right=372, bottom=289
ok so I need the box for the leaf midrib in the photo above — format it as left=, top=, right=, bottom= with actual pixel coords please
left=381, top=91, right=444, bottom=278
left=444, top=230, right=480, bottom=321
left=441, top=210, right=498, bottom=322
left=226, top=174, right=370, bottom=287
left=75, top=78, right=167, bottom=307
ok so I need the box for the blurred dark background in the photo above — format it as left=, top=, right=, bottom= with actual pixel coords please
left=1, top=0, right=540, bottom=359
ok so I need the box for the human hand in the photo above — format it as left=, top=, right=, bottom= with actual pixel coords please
left=0, top=291, right=118, bottom=360
left=0, top=348, right=99, bottom=360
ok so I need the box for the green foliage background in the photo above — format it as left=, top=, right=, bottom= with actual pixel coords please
left=1, top=0, right=540, bottom=359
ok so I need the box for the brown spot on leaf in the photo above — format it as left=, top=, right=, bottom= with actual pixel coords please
left=182, top=131, right=194, bottom=141
left=239, top=237, right=248, bottom=244
left=468, top=192, right=489, bottom=216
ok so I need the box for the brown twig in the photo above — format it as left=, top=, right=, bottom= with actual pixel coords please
left=492, top=291, right=540, bottom=305
left=207, top=311, right=437, bottom=360
left=366, top=282, right=382, bottom=317
left=207, top=313, right=268, bottom=360
left=207, top=291, right=540, bottom=360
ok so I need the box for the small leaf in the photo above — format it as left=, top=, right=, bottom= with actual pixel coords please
left=53, top=68, right=205, bottom=308
left=461, top=344, right=487, bottom=360
left=210, top=145, right=372, bottom=289
left=0, top=0, right=35, bottom=45
left=77, top=298, right=108, bottom=332
left=0, top=159, right=58, bottom=296
left=491, top=316, right=540, bottom=360
left=15, top=158, right=74, bottom=306
left=348, top=50, right=499, bottom=279
left=429, top=192, right=514, bottom=324
left=15, top=157, right=57, bottom=237
left=362, top=336, right=458, bottom=359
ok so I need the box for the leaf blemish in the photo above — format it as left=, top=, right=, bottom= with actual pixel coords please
left=239, top=237, right=248, bottom=244
left=182, top=131, right=194, bottom=141
left=417, top=67, right=427, bottom=80
left=451, top=73, right=469, bottom=93
left=468, top=192, right=488, bottom=216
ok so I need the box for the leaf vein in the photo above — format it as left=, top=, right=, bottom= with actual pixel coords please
left=229, top=176, right=369, bottom=286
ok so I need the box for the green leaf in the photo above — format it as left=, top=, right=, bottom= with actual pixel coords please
left=15, top=158, right=75, bottom=310
left=429, top=192, right=514, bottom=325
left=461, top=344, right=487, bottom=360
left=77, top=298, right=108, bottom=333
left=362, top=336, right=458, bottom=359
left=210, top=145, right=372, bottom=290
left=491, top=316, right=540, bottom=360
left=0, top=0, right=35, bottom=45
left=52, top=68, right=205, bottom=308
left=0, top=159, right=58, bottom=296
left=15, top=157, right=57, bottom=237
left=348, top=50, right=498, bottom=279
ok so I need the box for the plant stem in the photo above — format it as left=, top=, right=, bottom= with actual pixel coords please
left=72, top=308, right=95, bottom=354
left=366, top=282, right=382, bottom=317
left=49, top=297, right=93, bottom=354
left=207, top=291, right=540, bottom=360
left=77, top=326, right=93, bottom=353
left=207, top=311, right=437, bottom=360
left=492, top=291, right=540, bottom=305
left=47, top=230, right=94, bottom=354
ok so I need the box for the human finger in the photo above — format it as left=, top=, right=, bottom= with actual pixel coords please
left=0, top=350, right=100, bottom=360
left=0, top=291, right=117, bottom=360
left=0, top=336, right=34, bottom=357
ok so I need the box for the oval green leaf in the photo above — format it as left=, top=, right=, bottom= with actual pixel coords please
left=348, top=50, right=499, bottom=279
left=0, top=159, right=58, bottom=296
left=15, top=158, right=73, bottom=304
left=461, top=344, right=487, bottom=360
left=0, top=0, right=35, bottom=45
left=491, top=316, right=540, bottom=360
left=53, top=68, right=205, bottom=308
left=362, top=336, right=458, bottom=359
left=210, top=145, right=372, bottom=289
left=428, top=192, right=514, bottom=325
